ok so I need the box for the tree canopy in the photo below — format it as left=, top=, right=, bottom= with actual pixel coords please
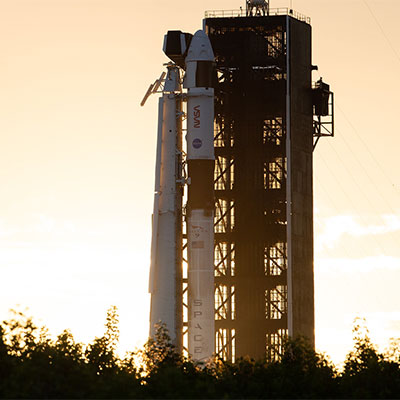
left=0, top=310, right=399, bottom=399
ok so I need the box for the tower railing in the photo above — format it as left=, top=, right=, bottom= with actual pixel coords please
left=204, top=8, right=311, bottom=24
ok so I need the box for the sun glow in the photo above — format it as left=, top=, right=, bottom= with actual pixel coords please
left=0, top=0, right=399, bottom=366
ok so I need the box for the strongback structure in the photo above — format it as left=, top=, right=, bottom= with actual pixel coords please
left=147, top=4, right=334, bottom=363
left=203, top=8, right=333, bottom=361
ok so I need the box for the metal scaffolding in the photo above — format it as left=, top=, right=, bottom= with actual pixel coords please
left=205, top=11, right=321, bottom=361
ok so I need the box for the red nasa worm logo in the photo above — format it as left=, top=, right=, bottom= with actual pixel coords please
left=193, top=105, right=200, bottom=128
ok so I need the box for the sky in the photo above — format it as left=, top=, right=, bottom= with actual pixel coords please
left=0, top=0, right=399, bottom=366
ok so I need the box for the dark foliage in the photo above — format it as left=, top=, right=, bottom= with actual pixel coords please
left=0, top=308, right=142, bottom=398
left=340, top=319, right=400, bottom=398
left=1, top=311, right=400, bottom=399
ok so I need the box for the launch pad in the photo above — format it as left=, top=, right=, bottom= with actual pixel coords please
left=146, top=3, right=334, bottom=363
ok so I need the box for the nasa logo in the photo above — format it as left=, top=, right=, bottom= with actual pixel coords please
left=193, top=105, right=200, bottom=128
left=193, top=138, right=202, bottom=149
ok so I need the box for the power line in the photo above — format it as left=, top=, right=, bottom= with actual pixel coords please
left=336, top=102, right=400, bottom=204
left=362, top=0, right=400, bottom=65
left=314, top=174, right=368, bottom=260
left=315, top=148, right=395, bottom=256
left=314, top=161, right=396, bottom=327
left=329, top=134, right=400, bottom=247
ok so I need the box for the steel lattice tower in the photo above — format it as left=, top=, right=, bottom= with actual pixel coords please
left=202, top=10, right=333, bottom=361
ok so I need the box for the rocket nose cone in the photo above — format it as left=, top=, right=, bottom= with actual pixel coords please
left=185, top=30, right=214, bottom=63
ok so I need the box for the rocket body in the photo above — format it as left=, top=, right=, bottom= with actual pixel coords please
left=185, top=30, right=215, bottom=362
left=149, top=66, right=182, bottom=348
left=148, top=30, right=215, bottom=361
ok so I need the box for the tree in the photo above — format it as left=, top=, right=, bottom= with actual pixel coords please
left=83, top=306, right=142, bottom=398
left=0, top=307, right=143, bottom=399
left=274, top=336, right=338, bottom=398
left=85, top=305, right=120, bottom=374
left=3, top=308, right=400, bottom=399
left=341, top=318, right=400, bottom=398
left=139, top=324, right=217, bottom=398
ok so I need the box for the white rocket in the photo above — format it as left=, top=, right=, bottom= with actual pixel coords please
left=147, top=30, right=215, bottom=362
left=148, top=64, right=182, bottom=348
left=184, top=30, right=215, bottom=362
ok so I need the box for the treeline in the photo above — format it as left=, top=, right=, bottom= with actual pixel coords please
left=1, top=307, right=400, bottom=399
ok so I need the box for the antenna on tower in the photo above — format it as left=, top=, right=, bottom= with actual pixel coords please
left=246, top=0, right=270, bottom=16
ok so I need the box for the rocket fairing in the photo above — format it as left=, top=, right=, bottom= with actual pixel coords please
left=185, top=30, right=215, bottom=362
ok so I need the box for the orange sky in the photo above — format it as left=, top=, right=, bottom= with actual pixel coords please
left=0, top=0, right=399, bottom=365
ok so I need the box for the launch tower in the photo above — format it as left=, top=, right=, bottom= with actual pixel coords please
left=147, top=2, right=334, bottom=363
left=205, top=6, right=333, bottom=362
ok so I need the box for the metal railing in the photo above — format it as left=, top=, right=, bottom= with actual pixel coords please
left=204, top=8, right=311, bottom=24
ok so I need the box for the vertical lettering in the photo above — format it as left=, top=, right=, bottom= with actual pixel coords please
left=194, top=105, right=201, bottom=128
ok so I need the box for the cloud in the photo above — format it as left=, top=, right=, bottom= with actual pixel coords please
left=315, top=214, right=400, bottom=252
left=387, top=319, right=400, bottom=332
left=0, top=219, right=19, bottom=238
left=316, top=254, right=400, bottom=272
left=30, top=214, right=77, bottom=235
left=33, top=213, right=56, bottom=233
